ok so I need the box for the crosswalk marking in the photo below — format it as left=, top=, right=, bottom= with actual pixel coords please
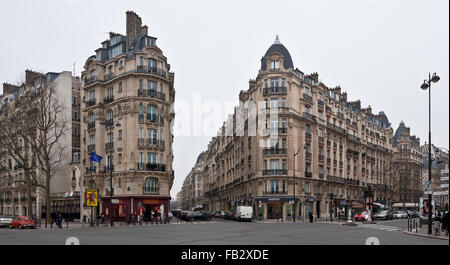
left=359, top=223, right=402, bottom=232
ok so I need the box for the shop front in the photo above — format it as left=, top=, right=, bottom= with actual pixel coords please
left=101, top=197, right=131, bottom=222
left=133, top=197, right=170, bottom=221
left=254, top=196, right=300, bottom=220
left=304, top=198, right=315, bottom=218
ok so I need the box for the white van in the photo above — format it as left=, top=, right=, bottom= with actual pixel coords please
left=235, top=206, right=253, bottom=221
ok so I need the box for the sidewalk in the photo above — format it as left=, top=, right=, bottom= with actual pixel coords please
left=403, top=227, right=449, bottom=241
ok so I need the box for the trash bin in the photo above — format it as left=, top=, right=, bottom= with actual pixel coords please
left=433, top=221, right=441, bottom=236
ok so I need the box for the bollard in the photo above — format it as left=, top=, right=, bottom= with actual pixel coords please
left=415, top=221, right=417, bottom=233
left=67, top=219, right=69, bottom=229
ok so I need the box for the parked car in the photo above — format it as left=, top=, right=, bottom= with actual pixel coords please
left=10, top=216, right=36, bottom=229
left=0, top=216, right=13, bottom=228
left=354, top=211, right=373, bottom=222
left=234, top=206, right=253, bottom=221
left=374, top=210, right=393, bottom=220
left=225, top=211, right=234, bottom=220
left=408, top=210, right=419, bottom=218
left=393, top=210, right=408, bottom=219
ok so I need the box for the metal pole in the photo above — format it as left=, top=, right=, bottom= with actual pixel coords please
left=293, top=152, right=296, bottom=222
left=110, top=165, right=114, bottom=226
left=428, top=73, right=432, bottom=235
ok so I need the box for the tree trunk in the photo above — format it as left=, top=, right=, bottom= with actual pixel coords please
left=25, top=169, right=33, bottom=216
left=45, top=168, right=51, bottom=226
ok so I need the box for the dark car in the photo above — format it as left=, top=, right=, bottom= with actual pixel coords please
left=374, top=210, right=393, bottom=220
left=225, top=211, right=235, bottom=220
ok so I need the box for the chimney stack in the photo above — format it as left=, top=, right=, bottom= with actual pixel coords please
left=126, top=11, right=142, bottom=50
left=141, top=25, right=148, bottom=36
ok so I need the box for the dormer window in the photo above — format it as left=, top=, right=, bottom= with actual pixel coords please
left=271, top=60, right=280, bottom=70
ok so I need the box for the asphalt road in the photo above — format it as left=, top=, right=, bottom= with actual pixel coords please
left=0, top=218, right=447, bottom=245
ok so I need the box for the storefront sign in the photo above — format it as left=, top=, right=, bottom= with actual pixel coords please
left=433, top=191, right=449, bottom=196
left=111, top=199, right=119, bottom=204
left=86, top=189, right=98, bottom=207
left=143, top=199, right=160, bottom=204
left=440, top=184, right=449, bottom=189
left=441, top=176, right=449, bottom=181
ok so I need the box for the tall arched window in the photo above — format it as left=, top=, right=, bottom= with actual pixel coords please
left=147, top=105, right=158, bottom=122
left=106, top=109, right=113, bottom=122
left=139, top=103, right=144, bottom=122
left=144, top=177, right=158, bottom=193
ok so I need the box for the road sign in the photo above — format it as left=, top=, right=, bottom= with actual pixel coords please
left=289, top=200, right=294, bottom=204
left=86, top=189, right=98, bottom=207
left=441, top=169, right=449, bottom=174
left=440, top=184, right=449, bottom=189
left=111, top=199, right=119, bottom=204
left=424, top=191, right=433, bottom=195
left=433, top=191, right=449, bottom=196
left=441, top=176, right=449, bottom=181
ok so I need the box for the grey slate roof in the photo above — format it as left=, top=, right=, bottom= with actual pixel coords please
left=260, top=40, right=294, bottom=71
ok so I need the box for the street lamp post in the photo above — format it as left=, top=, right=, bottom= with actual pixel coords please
left=420, top=72, right=440, bottom=235
left=293, top=148, right=300, bottom=222
left=100, top=120, right=121, bottom=227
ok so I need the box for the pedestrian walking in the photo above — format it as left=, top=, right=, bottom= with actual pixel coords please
left=441, top=211, right=449, bottom=236
left=309, top=211, right=314, bottom=223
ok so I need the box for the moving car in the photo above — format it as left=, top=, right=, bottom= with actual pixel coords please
left=374, top=210, right=393, bottom=220
left=0, top=216, right=13, bottom=228
left=234, top=206, right=253, bottom=221
left=9, top=216, right=36, bottom=229
left=393, top=210, right=408, bottom=219
left=354, top=211, right=373, bottom=222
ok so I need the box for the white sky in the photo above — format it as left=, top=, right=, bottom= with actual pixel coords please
left=1, top=0, right=448, bottom=198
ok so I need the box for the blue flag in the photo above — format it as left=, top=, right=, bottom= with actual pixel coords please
left=90, top=152, right=103, bottom=163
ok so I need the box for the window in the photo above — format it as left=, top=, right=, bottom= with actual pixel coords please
left=270, top=98, right=278, bottom=109
left=139, top=79, right=143, bottom=90
left=118, top=129, right=122, bottom=140
left=144, top=177, right=158, bottom=193
left=271, top=61, right=280, bottom=70
left=118, top=82, right=123, bottom=93
left=282, top=98, right=286, bottom=108
left=148, top=58, right=157, bottom=68
left=72, top=96, right=77, bottom=105
left=89, top=135, right=95, bottom=145
left=89, top=90, right=95, bottom=100
left=147, top=152, right=157, bottom=164
left=271, top=180, right=279, bottom=193
left=147, top=81, right=157, bottom=91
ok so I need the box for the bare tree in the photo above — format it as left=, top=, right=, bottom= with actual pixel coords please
left=23, top=81, right=68, bottom=227
left=0, top=95, right=42, bottom=217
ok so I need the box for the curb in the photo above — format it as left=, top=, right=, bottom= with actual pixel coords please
left=403, top=230, right=449, bottom=241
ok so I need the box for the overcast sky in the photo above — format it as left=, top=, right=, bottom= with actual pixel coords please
left=1, top=0, right=448, bottom=198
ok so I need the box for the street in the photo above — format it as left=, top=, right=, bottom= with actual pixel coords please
left=0, top=218, right=447, bottom=245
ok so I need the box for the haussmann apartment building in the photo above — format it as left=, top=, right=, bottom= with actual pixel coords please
left=181, top=36, right=396, bottom=221
left=79, top=11, right=175, bottom=222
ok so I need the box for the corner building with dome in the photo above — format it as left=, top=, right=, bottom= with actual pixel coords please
left=183, top=36, right=398, bottom=221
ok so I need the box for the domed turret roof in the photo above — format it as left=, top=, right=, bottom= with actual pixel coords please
left=261, top=35, right=294, bottom=71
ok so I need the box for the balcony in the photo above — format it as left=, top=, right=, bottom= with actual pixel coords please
left=263, top=148, right=287, bottom=155
left=263, top=169, right=288, bottom=176
left=303, top=93, right=313, bottom=103
left=327, top=122, right=346, bottom=135
left=305, top=171, right=312, bottom=178
left=104, top=165, right=114, bottom=173
left=327, top=140, right=331, bottom=147
left=263, top=87, right=287, bottom=95
left=84, top=77, right=98, bottom=86
left=318, top=136, right=324, bottom=144
left=305, top=132, right=312, bottom=140
left=138, top=138, right=145, bottom=147
left=85, top=99, right=96, bottom=107
left=138, top=114, right=145, bottom=123
left=104, top=95, right=114, bottom=104
left=88, top=121, right=96, bottom=130
left=327, top=158, right=331, bottom=164
left=146, top=138, right=165, bottom=148
left=136, top=66, right=167, bottom=79
left=263, top=191, right=288, bottom=195
left=319, top=155, right=324, bottom=162
left=337, top=112, right=344, bottom=120
left=305, top=152, right=312, bottom=160
left=87, top=144, right=96, bottom=153
left=105, top=119, right=114, bottom=127
left=137, top=163, right=166, bottom=172
left=326, top=106, right=332, bottom=113
left=318, top=100, right=324, bottom=108
left=143, top=187, right=159, bottom=195
left=85, top=166, right=97, bottom=174
left=72, top=117, right=80, bottom=122
left=146, top=113, right=158, bottom=123
left=339, top=161, right=343, bottom=168
left=303, top=112, right=316, bottom=122
left=138, top=89, right=166, bottom=101
left=105, top=142, right=114, bottom=151
left=319, top=173, right=324, bottom=179
left=263, top=127, right=287, bottom=135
